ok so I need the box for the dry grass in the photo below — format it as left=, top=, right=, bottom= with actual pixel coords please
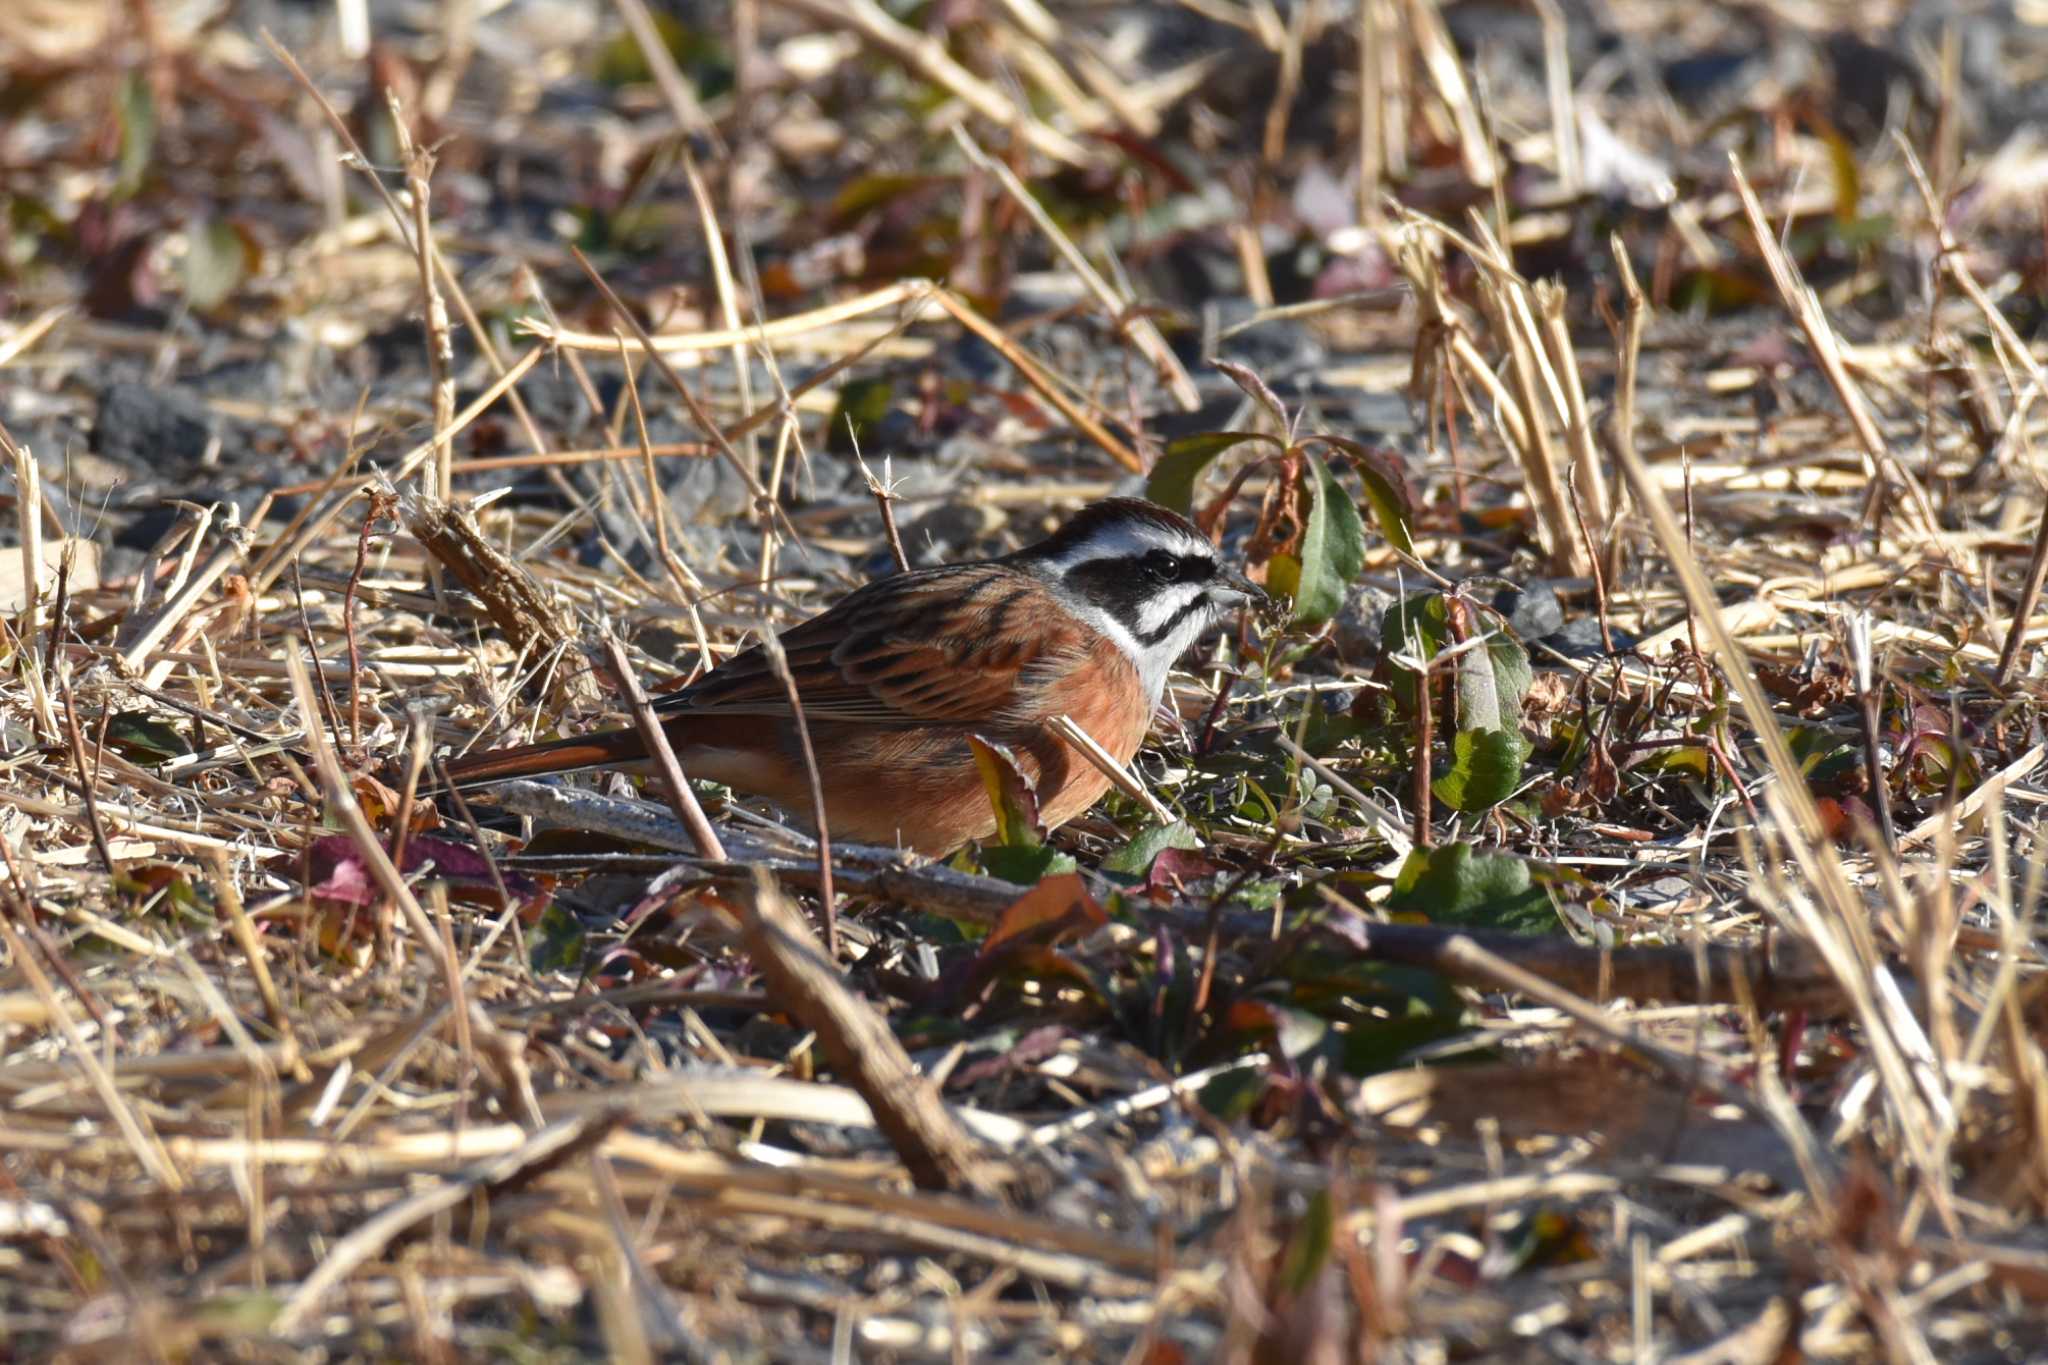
left=1, top=1, right=2046, bottom=1360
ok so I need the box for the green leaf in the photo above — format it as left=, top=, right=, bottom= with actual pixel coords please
left=115, top=72, right=156, bottom=200
left=1787, top=724, right=1860, bottom=787
left=1340, top=973, right=1468, bottom=1076
left=182, top=217, right=253, bottom=312
left=592, top=12, right=733, bottom=95
left=1452, top=606, right=1532, bottom=735
left=1381, top=591, right=1451, bottom=713
left=1199, top=1063, right=1265, bottom=1121
left=1386, top=842, right=1555, bottom=934
left=1436, top=728, right=1531, bottom=812
left=1317, top=436, right=1416, bottom=555
left=530, top=902, right=585, bottom=974
left=980, top=842, right=1075, bottom=884
left=1101, top=821, right=1202, bottom=876
left=1280, top=1189, right=1336, bottom=1293
left=827, top=377, right=895, bottom=454
left=1264, top=550, right=1301, bottom=603
left=1143, top=431, right=1276, bottom=514
left=1293, top=446, right=1367, bottom=626
left=968, top=735, right=1042, bottom=847
left=104, top=711, right=191, bottom=764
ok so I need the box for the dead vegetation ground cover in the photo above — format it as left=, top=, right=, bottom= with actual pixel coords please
left=2, top=0, right=2047, bottom=1359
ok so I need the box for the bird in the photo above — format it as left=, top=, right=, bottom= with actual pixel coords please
left=442, top=497, right=1263, bottom=852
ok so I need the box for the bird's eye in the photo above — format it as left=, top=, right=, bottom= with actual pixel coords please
left=1142, top=550, right=1179, bottom=581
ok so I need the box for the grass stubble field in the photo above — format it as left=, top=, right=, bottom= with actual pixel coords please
left=1, top=0, right=2047, bottom=1359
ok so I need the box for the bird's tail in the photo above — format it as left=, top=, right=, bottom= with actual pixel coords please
left=440, top=724, right=651, bottom=787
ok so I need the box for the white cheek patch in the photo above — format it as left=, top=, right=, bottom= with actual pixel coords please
left=1135, top=582, right=1211, bottom=639
left=1075, top=592, right=1224, bottom=704
left=1154, top=598, right=1226, bottom=667
left=1061, top=599, right=1143, bottom=662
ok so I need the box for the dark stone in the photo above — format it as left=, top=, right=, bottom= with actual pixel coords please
left=1205, top=298, right=1328, bottom=380
left=94, top=383, right=224, bottom=476
left=1493, top=581, right=1565, bottom=640
left=114, top=503, right=194, bottom=553
left=1542, top=616, right=1613, bottom=659
left=894, top=501, right=999, bottom=569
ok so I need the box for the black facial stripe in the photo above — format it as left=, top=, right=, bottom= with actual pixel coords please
left=1063, top=550, right=1218, bottom=641
left=1063, top=557, right=1177, bottom=625
left=1134, top=593, right=1213, bottom=647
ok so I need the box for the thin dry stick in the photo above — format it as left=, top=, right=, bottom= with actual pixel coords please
left=341, top=492, right=389, bottom=751
left=0, top=303, right=65, bottom=367
left=567, top=247, right=770, bottom=505
left=925, top=286, right=1145, bottom=473
left=614, top=335, right=703, bottom=607
left=738, top=867, right=986, bottom=1193
left=1534, top=280, right=1612, bottom=532
left=1260, top=0, right=1309, bottom=164
left=272, top=1110, right=623, bottom=1337
left=1605, top=234, right=1647, bottom=584
left=952, top=128, right=1200, bottom=412
left=857, top=452, right=911, bottom=574
left=1412, top=645, right=1434, bottom=849
left=1608, top=431, right=1821, bottom=820
left=1274, top=733, right=1412, bottom=855
left=1726, top=155, right=1942, bottom=537
left=1405, top=0, right=1493, bottom=185
left=599, top=633, right=726, bottom=862
left=1438, top=932, right=1775, bottom=1122
left=403, top=490, right=605, bottom=715
left=1532, top=0, right=1578, bottom=193
left=0, top=912, right=183, bottom=1189
left=679, top=145, right=760, bottom=479
left=284, top=642, right=462, bottom=991
left=1356, top=0, right=1383, bottom=223
left=1049, top=715, right=1175, bottom=824
left=1996, top=509, right=2048, bottom=685
left=1603, top=368, right=1946, bottom=1202
left=1487, top=282, right=1587, bottom=575
left=55, top=668, right=117, bottom=875
left=610, top=0, right=718, bottom=143
left=202, top=846, right=306, bottom=1075
left=267, top=25, right=559, bottom=469
left=389, top=99, right=455, bottom=499
left=264, top=32, right=420, bottom=251
left=532, top=280, right=931, bottom=356
left=758, top=628, right=836, bottom=957
left=0, top=422, right=57, bottom=740
left=1889, top=140, right=2048, bottom=683
left=6, top=423, right=42, bottom=648
left=248, top=344, right=545, bottom=596
left=764, top=0, right=1094, bottom=168
left=119, top=521, right=255, bottom=676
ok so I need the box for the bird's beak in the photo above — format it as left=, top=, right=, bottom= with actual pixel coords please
left=1216, top=569, right=1273, bottom=614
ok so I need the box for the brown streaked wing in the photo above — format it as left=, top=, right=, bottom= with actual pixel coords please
left=650, top=564, right=1081, bottom=728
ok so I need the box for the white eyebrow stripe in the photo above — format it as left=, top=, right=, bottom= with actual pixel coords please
left=1033, top=519, right=1215, bottom=575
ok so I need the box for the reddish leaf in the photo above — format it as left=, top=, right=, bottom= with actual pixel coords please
left=947, top=1024, right=1070, bottom=1089
left=299, top=834, right=544, bottom=915
left=1148, top=846, right=1224, bottom=895
left=1214, top=358, right=1291, bottom=434
left=983, top=872, right=1106, bottom=956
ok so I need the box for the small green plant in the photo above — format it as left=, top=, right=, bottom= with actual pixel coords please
left=1145, top=360, right=1413, bottom=627
left=1381, top=586, right=1534, bottom=816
